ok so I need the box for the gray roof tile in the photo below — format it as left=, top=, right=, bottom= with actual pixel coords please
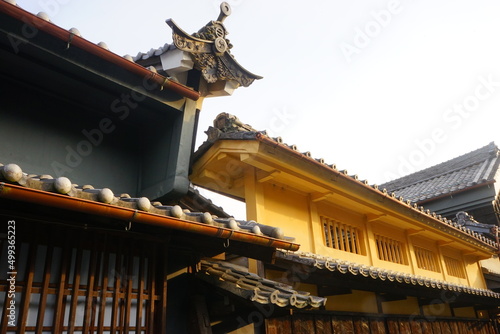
left=381, top=142, right=500, bottom=202
left=194, top=113, right=499, bottom=251
left=277, top=251, right=500, bottom=300
left=197, top=259, right=327, bottom=309
left=0, top=162, right=285, bottom=240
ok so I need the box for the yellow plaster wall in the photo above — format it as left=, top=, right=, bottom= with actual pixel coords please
left=422, top=302, right=453, bottom=317
left=453, top=307, right=477, bottom=318
left=258, top=183, right=313, bottom=252
left=381, top=296, right=419, bottom=315
left=325, top=290, right=378, bottom=313
left=464, top=258, right=487, bottom=289
left=294, top=283, right=318, bottom=297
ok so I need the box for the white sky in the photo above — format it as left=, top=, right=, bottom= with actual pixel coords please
left=15, top=0, right=500, bottom=218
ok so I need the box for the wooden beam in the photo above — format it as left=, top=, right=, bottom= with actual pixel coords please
left=407, top=228, right=425, bottom=236
left=36, top=237, right=53, bottom=333
left=377, top=293, right=407, bottom=302
left=437, top=240, right=454, bottom=247
left=188, top=295, right=213, bottom=334
left=161, top=245, right=169, bottom=333
left=366, top=214, right=386, bottom=223
left=217, top=153, right=228, bottom=160
left=318, top=285, right=352, bottom=296
left=311, top=192, right=334, bottom=202
left=418, top=298, right=446, bottom=306
left=199, top=169, right=234, bottom=188
left=462, top=249, right=479, bottom=256
left=256, top=170, right=281, bottom=183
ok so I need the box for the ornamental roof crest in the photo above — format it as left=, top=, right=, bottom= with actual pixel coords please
left=166, top=2, right=262, bottom=88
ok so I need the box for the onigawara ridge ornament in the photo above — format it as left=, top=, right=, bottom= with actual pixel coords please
left=166, top=2, right=262, bottom=90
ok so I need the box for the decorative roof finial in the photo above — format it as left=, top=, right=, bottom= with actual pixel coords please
left=217, top=2, right=232, bottom=23
left=166, top=2, right=262, bottom=88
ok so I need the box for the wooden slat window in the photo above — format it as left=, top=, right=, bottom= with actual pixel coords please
left=0, top=224, right=166, bottom=333
left=322, top=216, right=363, bottom=255
left=374, top=235, right=407, bottom=265
left=413, top=245, right=441, bottom=272
left=443, top=256, right=467, bottom=279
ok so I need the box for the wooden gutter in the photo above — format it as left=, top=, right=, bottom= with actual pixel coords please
left=0, top=182, right=299, bottom=251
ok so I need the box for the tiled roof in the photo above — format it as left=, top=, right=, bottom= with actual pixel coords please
left=0, top=162, right=293, bottom=247
left=381, top=142, right=500, bottom=202
left=194, top=113, right=499, bottom=251
left=276, top=251, right=500, bottom=300
left=0, top=0, right=199, bottom=100
left=133, top=43, right=175, bottom=63
left=197, top=259, right=326, bottom=309
left=176, top=186, right=233, bottom=219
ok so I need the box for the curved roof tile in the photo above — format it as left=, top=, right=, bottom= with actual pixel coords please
left=277, top=251, right=500, bottom=300
left=0, top=162, right=288, bottom=242
left=381, top=142, right=499, bottom=202
left=197, top=259, right=327, bottom=309
left=194, top=113, right=499, bottom=251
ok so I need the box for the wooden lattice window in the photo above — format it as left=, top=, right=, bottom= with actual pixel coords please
left=444, top=256, right=467, bottom=279
left=375, top=235, right=407, bottom=265
left=0, top=222, right=167, bottom=333
left=413, top=245, right=441, bottom=272
left=322, top=216, right=363, bottom=254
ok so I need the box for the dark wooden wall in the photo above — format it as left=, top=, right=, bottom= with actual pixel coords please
left=266, top=313, right=498, bottom=334
left=0, top=221, right=168, bottom=333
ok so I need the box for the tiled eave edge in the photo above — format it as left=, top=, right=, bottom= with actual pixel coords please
left=251, top=132, right=498, bottom=253
left=381, top=142, right=500, bottom=199
left=0, top=0, right=200, bottom=101
left=196, top=259, right=326, bottom=309
left=276, top=251, right=500, bottom=300
left=193, top=126, right=498, bottom=252
left=0, top=182, right=299, bottom=251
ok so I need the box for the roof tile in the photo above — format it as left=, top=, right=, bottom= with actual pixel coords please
left=197, top=259, right=327, bottom=309
left=277, top=251, right=500, bottom=299
left=194, top=114, right=499, bottom=251
left=0, top=162, right=285, bottom=239
left=382, top=142, right=500, bottom=202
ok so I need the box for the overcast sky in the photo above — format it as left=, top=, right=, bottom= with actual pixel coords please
left=15, top=0, right=500, bottom=218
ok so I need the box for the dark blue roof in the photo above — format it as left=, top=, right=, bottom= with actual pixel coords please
left=381, top=142, right=500, bottom=202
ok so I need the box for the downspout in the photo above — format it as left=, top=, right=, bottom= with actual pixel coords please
left=0, top=1, right=200, bottom=101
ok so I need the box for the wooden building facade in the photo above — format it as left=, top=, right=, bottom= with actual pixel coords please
left=192, top=113, right=500, bottom=333
left=0, top=2, right=314, bottom=333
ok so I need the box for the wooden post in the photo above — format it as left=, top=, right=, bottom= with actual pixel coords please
left=188, top=295, right=213, bottom=334
left=159, top=244, right=168, bottom=334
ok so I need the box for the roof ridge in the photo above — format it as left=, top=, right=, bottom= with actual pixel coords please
left=389, top=158, right=491, bottom=192
left=279, top=251, right=500, bottom=299
left=382, top=141, right=498, bottom=190
left=195, top=113, right=499, bottom=251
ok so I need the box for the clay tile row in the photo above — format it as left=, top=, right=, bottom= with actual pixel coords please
left=0, top=163, right=284, bottom=239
